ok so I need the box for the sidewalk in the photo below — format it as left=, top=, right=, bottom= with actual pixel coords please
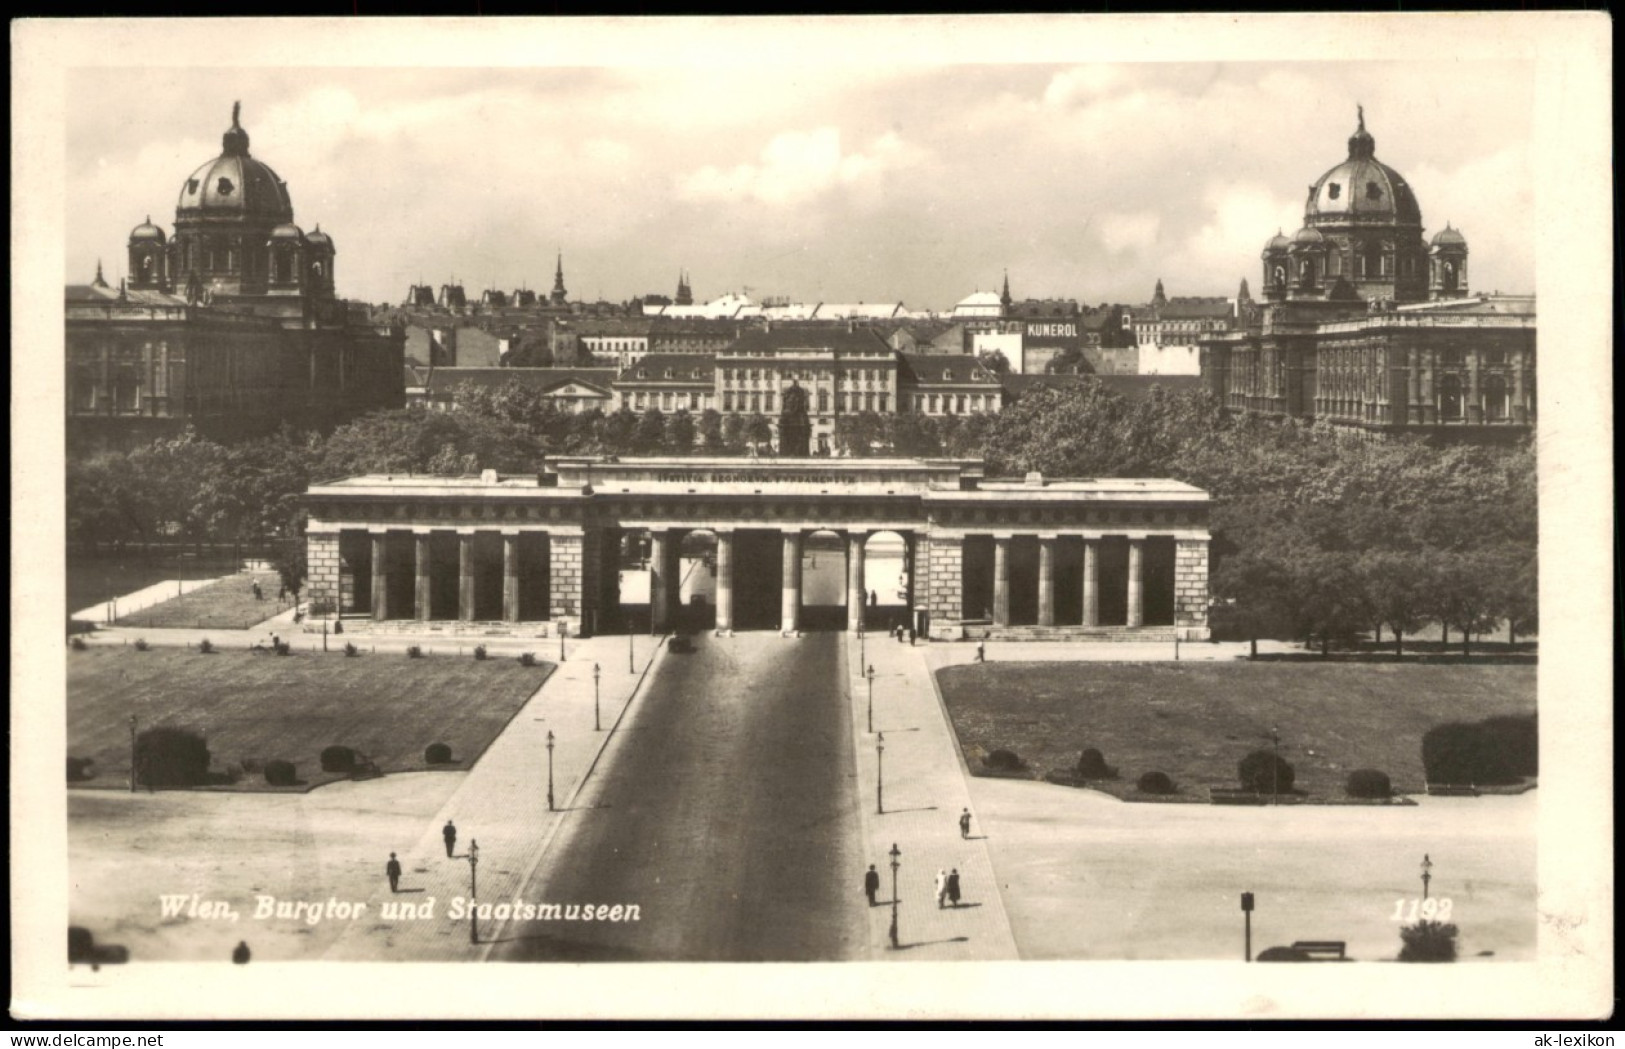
left=846, top=631, right=1020, bottom=961
left=72, top=574, right=236, bottom=625
left=321, top=632, right=666, bottom=961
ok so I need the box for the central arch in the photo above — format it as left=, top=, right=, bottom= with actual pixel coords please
left=799, top=529, right=848, bottom=631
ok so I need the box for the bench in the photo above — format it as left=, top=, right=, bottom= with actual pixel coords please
left=1290, top=940, right=1348, bottom=960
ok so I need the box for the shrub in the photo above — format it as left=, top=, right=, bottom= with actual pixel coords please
left=320, top=746, right=358, bottom=773
left=273, top=640, right=291, bottom=656
left=983, top=748, right=1024, bottom=771
left=133, top=638, right=150, bottom=652
left=1256, top=946, right=1311, bottom=962
left=1346, top=768, right=1393, bottom=799
left=263, top=760, right=297, bottom=786
left=473, top=645, right=488, bottom=661
left=1480, top=714, right=1538, bottom=777
left=344, top=642, right=360, bottom=658
left=66, top=617, right=96, bottom=636
left=1076, top=748, right=1117, bottom=779
left=239, top=757, right=264, bottom=775
left=68, top=756, right=96, bottom=782
left=518, top=651, right=537, bottom=667
left=198, top=639, right=215, bottom=654
left=1137, top=770, right=1176, bottom=795
left=134, top=727, right=211, bottom=787
left=406, top=645, right=423, bottom=659
left=1398, top=920, right=1458, bottom=962
left=1422, top=722, right=1518, bottom=785
left=424, top=742, right=453, bottom=765
left=70, top=637, right=88, bottom=651
left=1238, top=749, right=1295, bottom=795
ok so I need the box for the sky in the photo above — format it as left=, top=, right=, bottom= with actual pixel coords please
left=65, top=57, right=1535, bottom=311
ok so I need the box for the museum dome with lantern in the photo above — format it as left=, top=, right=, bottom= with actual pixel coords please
left=1259, top=107, right=1464, bottom=306
left=127, top=102, right=334, bottom=302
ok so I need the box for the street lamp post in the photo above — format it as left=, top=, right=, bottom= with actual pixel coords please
left=876, top=731, right=885, bottom=815
left=887, top=843, right=901, bottom=950
left=467, top=839, right=480, bottom=944
left=546, top=730, right=556, bottom=812
left=1420, top=853, right=1433, bottom=901
left=128, top=714, right=138, bottom=793
left=865, top=664, right=876, bottom=734
left=628, top=629, right=634, bottom=674
left=558, top=620, right=568, bottom=663
left=1240, top=891, right=1255, bottom=962
left=593, top=663, right=602, bottom=732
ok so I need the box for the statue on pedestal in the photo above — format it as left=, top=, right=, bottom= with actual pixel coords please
left=779, top=380, right=811, bottom=457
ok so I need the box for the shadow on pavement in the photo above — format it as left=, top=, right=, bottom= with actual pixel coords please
left=894, top=936, right=971, bottom=950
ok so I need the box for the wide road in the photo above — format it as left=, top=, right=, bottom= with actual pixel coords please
left=491, top=630, right=866, bottom=961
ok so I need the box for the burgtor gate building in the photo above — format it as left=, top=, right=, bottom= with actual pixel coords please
left=305, top=457, right=1211, bottom=641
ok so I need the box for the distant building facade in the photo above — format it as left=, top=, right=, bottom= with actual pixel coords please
left=1201, top=108, right=1535, bottom=441
left=67, top=103, right=403, bottom=452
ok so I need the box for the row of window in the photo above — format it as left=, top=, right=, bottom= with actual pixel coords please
left=718, top=366, right=893, bottom=387
left=909, top=393, right=995, bottom=415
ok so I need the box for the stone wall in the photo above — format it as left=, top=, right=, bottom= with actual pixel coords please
left=307, top=532, right=340, bottom=614
left=924, top=535, right=963, bottom=638
left=1175, top=538, right=1209, bottom=637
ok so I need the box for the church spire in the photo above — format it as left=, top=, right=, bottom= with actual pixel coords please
left=551, top=251, right=567, bottom=305
left=92, top=259, right=108, bottom=288
left=999, top=269, right=1012, bottom=308
left=222, top=100, right=250, bottom=156
left=1152, top=278, right=1167, bottom=307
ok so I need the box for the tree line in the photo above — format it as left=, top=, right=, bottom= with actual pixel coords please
left=67, top=376, right=1535, bottom=653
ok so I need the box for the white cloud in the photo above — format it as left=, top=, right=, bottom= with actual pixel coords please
left=676, top=127, right=925, bottom=206
left=1097, top=211, right=1162, bottom=254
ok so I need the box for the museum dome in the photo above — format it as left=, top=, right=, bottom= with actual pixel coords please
left=129, top=216, right=166, bottom=243
left=1431, top=225, right=1467, bottom=247
left=1290, top=225, right=1326, bottom=249
left=175, top=102, right=294, bottom=223
left=268, top=222, right=305, bottom=243
left=1304, top=107, right=1421, bottom=228
left=1262, top=230, right=1291, bottom=254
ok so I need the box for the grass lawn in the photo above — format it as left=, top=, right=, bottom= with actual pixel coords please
left=115, top=570, right=290, bottom=630
left=67, top=553, right=243, bottom=618
left=937, top=661, right=1536, bottom=800
left=67, top=647, right=553, bottom=791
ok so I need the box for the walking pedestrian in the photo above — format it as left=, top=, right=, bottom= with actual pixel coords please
left=386, top=852, right=402, bottom=893
left=959, top=807, right=972, bottom=839
left=864, top=864, right=880, bottom=907
left=333, top=619, right=343, bottom=635
left=869, top=589, right=878, bottom=609
left=231, top=941, right=251, bottom=965
left=907, top=627, right=915, bottom=646
left=278, top=583, right=287, bottom=601
left=934, top=869, right=948, bottom=909
left=975, top=640, right=985, bottom=663
left=442, top=819, right=457, bottom=858
left=947, top=868, right=962, bottom=908
left=252, top=581, right=263, bottom=602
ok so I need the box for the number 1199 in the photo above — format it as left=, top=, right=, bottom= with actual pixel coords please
left=1391, top=898, right=1453, bottom=921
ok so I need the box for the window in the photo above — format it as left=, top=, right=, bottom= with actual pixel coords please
left=817, top=390, right=830, bottom=412
left=928, top=394, right=939, bottom=413
left=1328, top=182, right=1341, bottom=200
left=724, top=392, right=734, bottom=412
left=1366, top=181, right=1382, bottom=201
left=765, top=392, right=775, bottom=412
left=216, top=177, right=235, bottom=196
left=878, top=393, right=888, bottom=413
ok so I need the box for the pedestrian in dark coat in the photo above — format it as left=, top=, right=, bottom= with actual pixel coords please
left=959, top=808, right=972, bottom=839
left=443, top=820, right=457, bottom=858
left=231, top=941, right=251, bottom=964
left=386, top=852, right=402, bottom=893
left=864, top=864, right=880, bottom=906
left=947, top=869, right=962, bottom=908
left=252, top=581, right=263, bottom=601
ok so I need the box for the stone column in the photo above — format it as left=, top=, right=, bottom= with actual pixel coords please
left=1466, top=350, right=1483, bottom=424
left=1175, top=538, right=1211, bottom=639
left=847, top=532, right=868, bottom=632
left=1512, top=353, right=1528, bottom=424
left=1082, top=538, right=1100, bottom=627
left=1037, top=536, right=1057, bottom=627
left=414, top=531, right=432, bottom=621
left=1126, top=538, right=1145, bottom=629
left=1407, top=346, right=1421, bottom=425
left=371, top=532, right=389, bottom=621
left=1420, top=350, right=1436, bottom=424
left=502, top=532, right=520, bottom=623
left=992, top=535, right=1011, bottom=627
left=458, top=532, right=475, bottom=622
left=548, top=531, right=584, bottom=624
left=781, top=530, right=802, bottom=633
left=715, top=530, right=735, bottom=632
left=650, top=530, right=672, bottom=633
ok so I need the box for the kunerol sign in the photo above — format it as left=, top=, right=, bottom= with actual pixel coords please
left=1023, top=321, right=1081, bottom=347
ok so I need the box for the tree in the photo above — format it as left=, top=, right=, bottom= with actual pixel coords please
left=633, top=408, right=667, bottom=454
left=887, top=413, right=942, bottom=458
left=721, top=413, right=747, bottom=453
left=1427, top=551, right=1503, bottom=658
left=698, top=409, right=725, bottom=453
left=1398, top=921, right=1458, bottom=962
left=665, top=409, right=696, bottom=454
left=1043, top=347, right=1094, bottom=375
left=743, top=413, right=774, bottom=454
left=834, top=412, right=887, bottom=457
left=1496, top=546, right=1538, bottom=643
left=595, top=407, right=639, bottom=455
left=1359, top=551, right=1431, bottom=656
left=1210, top=550, right=1295, bottom=659
left=272, top=530, right=307, bottom=610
